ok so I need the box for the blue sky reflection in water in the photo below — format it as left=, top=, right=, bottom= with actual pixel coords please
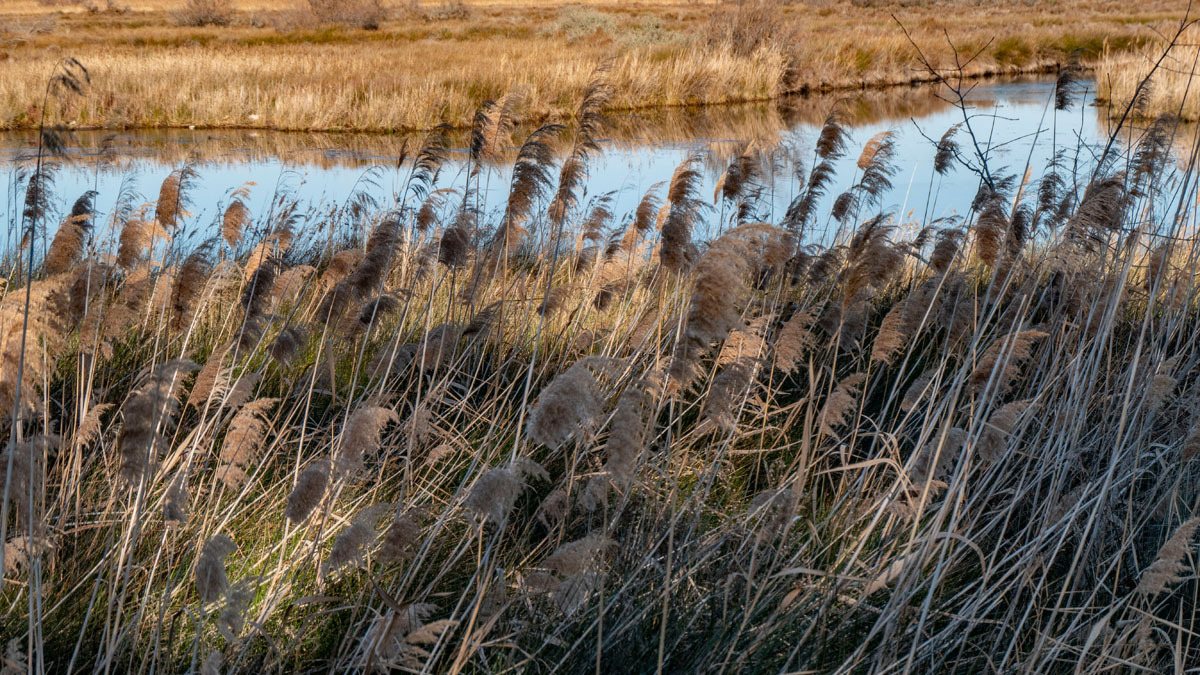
left=0, top=76, right=1105, bottom=256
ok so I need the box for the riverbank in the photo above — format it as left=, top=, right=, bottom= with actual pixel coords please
left=0, top=0, right=1184, bottom=133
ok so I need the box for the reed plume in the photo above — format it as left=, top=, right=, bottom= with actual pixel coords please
left=333, top=402, right=399, bottom=477
left=415, top=323, right=462, bottom=371
left=714, top=142, right=760, bottom=204
left=469, top=89, right=524, bottom=167
left=978, top=400, right=1030, bottom=465
left=587, top=371, right=660, bottom=506
left=538, top=534, right=614, bottom=615
left=784, top=160, right=837, bottom=234
left=1132, top=116, right=1174, bottom=190
left=21, top=165, right=56, bottom=235
left=117, top=359, right=198, bottom=485
left=906, top=426, right=966, bottom=498
left=360, top=603, right=455, bottom=671
left=3, top=535, right=53, bottom=578
left=660, top=156, right=704, bottom=272
left=164, top=476, right=189, bottom=524
left=241, top=257, right=277, bottom=317
left=973, top=191, right=1008, bottom=267
left=930, top=226, right=964, bottom=273
left=238, top=257, right=277, bottom=350
left=832, top=131, right=897, bottom=222
left=217, top=398, right=278, bottom=488
left=818, top=372, right=866, bottom=437
left=1135, top=517, right=1200, bottom=598
left=967, top=330, right=1048, bottom=397
left=1145, top=242, right=1171, bottom=293
left=526, top=356, right=620, bottom=450
left=501, top=124, right=563, bottom=242
left=773, top=308, right=815, bottom=374
left=170, top=239, right=218, bottom=332
left=322, top=249, right=364, bottom=288
left=668, top=226, right=762, bottom=388
left=379, top=508, right=424, bottom=563
left=347, top=293, right=403, bottom=337
left=704, top=316, right=770, bottom=431
left=67, top=263, right=109, bottom=323
left=1145, top=357, right=1179, bottom=416
left=465, top=459, right=547, bottom=524
left=318, top=217, right=401, bottom=322
left=222, top=191, right=251, bottom=249
left=155, top=165, right=198, bottom=230
left=870, top=302, right=908, bottom=365
left=44, top=190, right=96, bottom=275
left=414, top=188, right=455, bottom=234
left=549, top=70, right=612, bottom=225
left=196, top=533, right=236, bottom=604
left=269, top=325, right=307, bottom=366
left=815, top=111, right=848, bottom=160
left=116, top=215, right=165, bottom=271
left=1066, top=173, right=1128, bottom=243
left=400, top=127, right=451, bottom=208
left=187, top=356, right=225, bottom=410
left=619, top=183, right=663, bottom=254
left=934, top=125, right=961, bottom=175
left=437, top=210, right=474, bottom=268
left=845, top=215, right=903, bottom=299
left=0, top=435, right=55, bottom=528
left=273, top=265, right=314, bottom=306
left=325, top=514, right=379, bottom=574
left=0, top=276, right=69, bottom=419
left=1055, top=61, right=1081, bottom=111
left=286, top=459, right=331, bottom=525
left=74, top=403, right=113, bottom=449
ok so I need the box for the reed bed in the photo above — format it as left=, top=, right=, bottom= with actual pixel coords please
left=5, top=57, right=1200, bottom=674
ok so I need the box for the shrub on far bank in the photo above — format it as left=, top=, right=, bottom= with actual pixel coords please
left=554, top=8, right=616, bottom=44
left=172, top=0, right=233, bottom=27
left=172, top=0, right=232, bottom=26
left=704, top=0, right=798, bottom=57
left=407, top=0, right=472, bottom=22
left=305, top=0, right=388, bottom=30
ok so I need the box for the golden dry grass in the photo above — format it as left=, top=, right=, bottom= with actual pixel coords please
left=1097, top=26, right=1200, bottom=121
left=0, top=0, right=1185, bottom=132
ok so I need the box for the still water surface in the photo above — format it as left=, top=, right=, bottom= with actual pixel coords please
left=0, top=76, right=1107, bottom=254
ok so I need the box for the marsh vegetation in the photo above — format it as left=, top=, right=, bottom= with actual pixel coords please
left=0, top=0, right=1184, bottom=132
left=5, top=6, right=1200, bottom=675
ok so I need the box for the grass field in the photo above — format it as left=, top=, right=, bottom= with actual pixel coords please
left=0, top=0, right=1186, bottom=132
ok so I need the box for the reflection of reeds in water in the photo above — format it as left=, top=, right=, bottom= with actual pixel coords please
left=7, top=76, right=1200, bottom=673
left=0, top=79, right=1003, bottom=173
